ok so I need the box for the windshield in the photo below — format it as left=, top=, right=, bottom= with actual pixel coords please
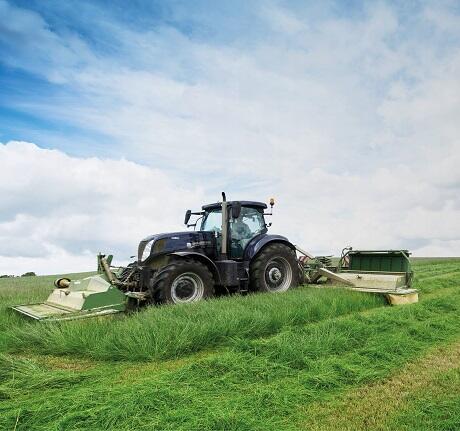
left=138, top=236, right=155, bottom=262
left=201, top=207, right=266, bottom=236
left=201, top=210, right=222, bottom=233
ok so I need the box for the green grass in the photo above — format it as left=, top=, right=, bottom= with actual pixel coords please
left=388, top=367, right=460, bottom=431
left=6, top=287, right=384, bottom=361
left=0, top=259, right=459, bottom=430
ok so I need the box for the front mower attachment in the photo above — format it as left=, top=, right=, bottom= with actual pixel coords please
left=12, top=274, right=126, bottom=322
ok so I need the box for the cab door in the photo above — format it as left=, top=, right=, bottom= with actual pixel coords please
left=229, top=207, right=267, bottom=259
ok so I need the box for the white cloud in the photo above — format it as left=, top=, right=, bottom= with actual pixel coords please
left=1, top=139, right=459, bottom=276
left=274, top=165, right=460, bottom=257
left=10, top=1, right=458, bottom=180
left=0, top=141, right=204, bottom=274
left=0, top=248, right=96, bottom=277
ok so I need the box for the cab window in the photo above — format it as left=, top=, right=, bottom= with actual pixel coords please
left=230, top=207, right=266, bottom=258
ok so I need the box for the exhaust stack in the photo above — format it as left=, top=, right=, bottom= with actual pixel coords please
left=221, top=192, right=228, bottom=259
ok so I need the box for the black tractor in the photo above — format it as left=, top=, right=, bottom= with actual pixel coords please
left=121, top=193, right=300, bottom=304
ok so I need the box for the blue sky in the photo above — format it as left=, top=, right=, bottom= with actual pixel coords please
left=2, top=0, right=446, bottom=159
left=1, top=0, right=460, bottom=273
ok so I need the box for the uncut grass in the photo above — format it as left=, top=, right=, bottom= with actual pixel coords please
left=414, top=272, right=460, bottom=294
left=6, top=287, right=384, bottom=361
left=415, top=264, right=460, bottom=279
left=2, top=278, right=460, bottom=430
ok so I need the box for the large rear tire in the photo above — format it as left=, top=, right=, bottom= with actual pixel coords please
left=151, top=260, right=214, bottom=304
left=250, top=243, right=299, bottom=293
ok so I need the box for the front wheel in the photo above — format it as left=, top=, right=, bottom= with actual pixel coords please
left=250, top=243, right=299, bottom=293
left=150, top=260, right=214, bottom=304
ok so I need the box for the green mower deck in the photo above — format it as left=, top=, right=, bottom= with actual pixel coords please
left=11, top=274, right=126, bottom=321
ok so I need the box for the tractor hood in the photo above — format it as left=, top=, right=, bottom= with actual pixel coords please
left=138, top=231, right=215, bottom=262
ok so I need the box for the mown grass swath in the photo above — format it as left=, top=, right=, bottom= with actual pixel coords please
left=0, top=259, right=459, bottom=430
left=7, top=287, right=384, bottom=361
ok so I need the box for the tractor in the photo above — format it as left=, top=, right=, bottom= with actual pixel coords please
left=121, top=192, right=300, bottom=304
left=12, top=193, right=418, bottom=321
left=12, top=193, right=301, bottom=320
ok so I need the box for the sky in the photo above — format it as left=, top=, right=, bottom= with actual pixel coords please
left=0, top=0, right=459, bottom=275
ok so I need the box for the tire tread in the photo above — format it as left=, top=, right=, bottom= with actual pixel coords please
left=151, top=259, right=214, bottom=303
left=249, top=243, right=299, bottom=292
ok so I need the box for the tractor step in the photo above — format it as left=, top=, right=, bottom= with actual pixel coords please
left=125, top=291, right=149, bottom=301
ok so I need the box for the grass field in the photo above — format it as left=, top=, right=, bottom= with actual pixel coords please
left=0, top=258, right=459, bottom=430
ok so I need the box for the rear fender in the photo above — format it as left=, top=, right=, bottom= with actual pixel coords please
left=169, top=252, right=221, bottom=284
left=244, top=234, right=295, bottom=262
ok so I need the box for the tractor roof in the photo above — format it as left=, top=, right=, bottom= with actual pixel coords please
left=202, top=201, right=267, bottom=211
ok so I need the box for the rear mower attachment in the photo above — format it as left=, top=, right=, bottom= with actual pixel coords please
left=299, top=248, right=418, bottom=305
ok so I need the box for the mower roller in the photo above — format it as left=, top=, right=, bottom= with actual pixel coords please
left=11, top=194, right=418, bottom=322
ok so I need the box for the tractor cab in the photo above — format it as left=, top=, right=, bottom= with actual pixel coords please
left=178, top=194, right=297, bottom=297
left=200, top=201, right=268, bottom=259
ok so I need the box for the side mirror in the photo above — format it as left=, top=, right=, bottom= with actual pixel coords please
left=184, top=210, right=192, bottom=225
left=231, top=202, right=242, bottom=219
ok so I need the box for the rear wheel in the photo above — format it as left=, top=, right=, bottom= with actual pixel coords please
left=250, top=243, right=299, bottom=293
left=151, top=260, right=214, bottom=304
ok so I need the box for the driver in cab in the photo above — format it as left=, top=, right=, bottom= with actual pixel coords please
left=231, top=209, right=253, bottom=240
